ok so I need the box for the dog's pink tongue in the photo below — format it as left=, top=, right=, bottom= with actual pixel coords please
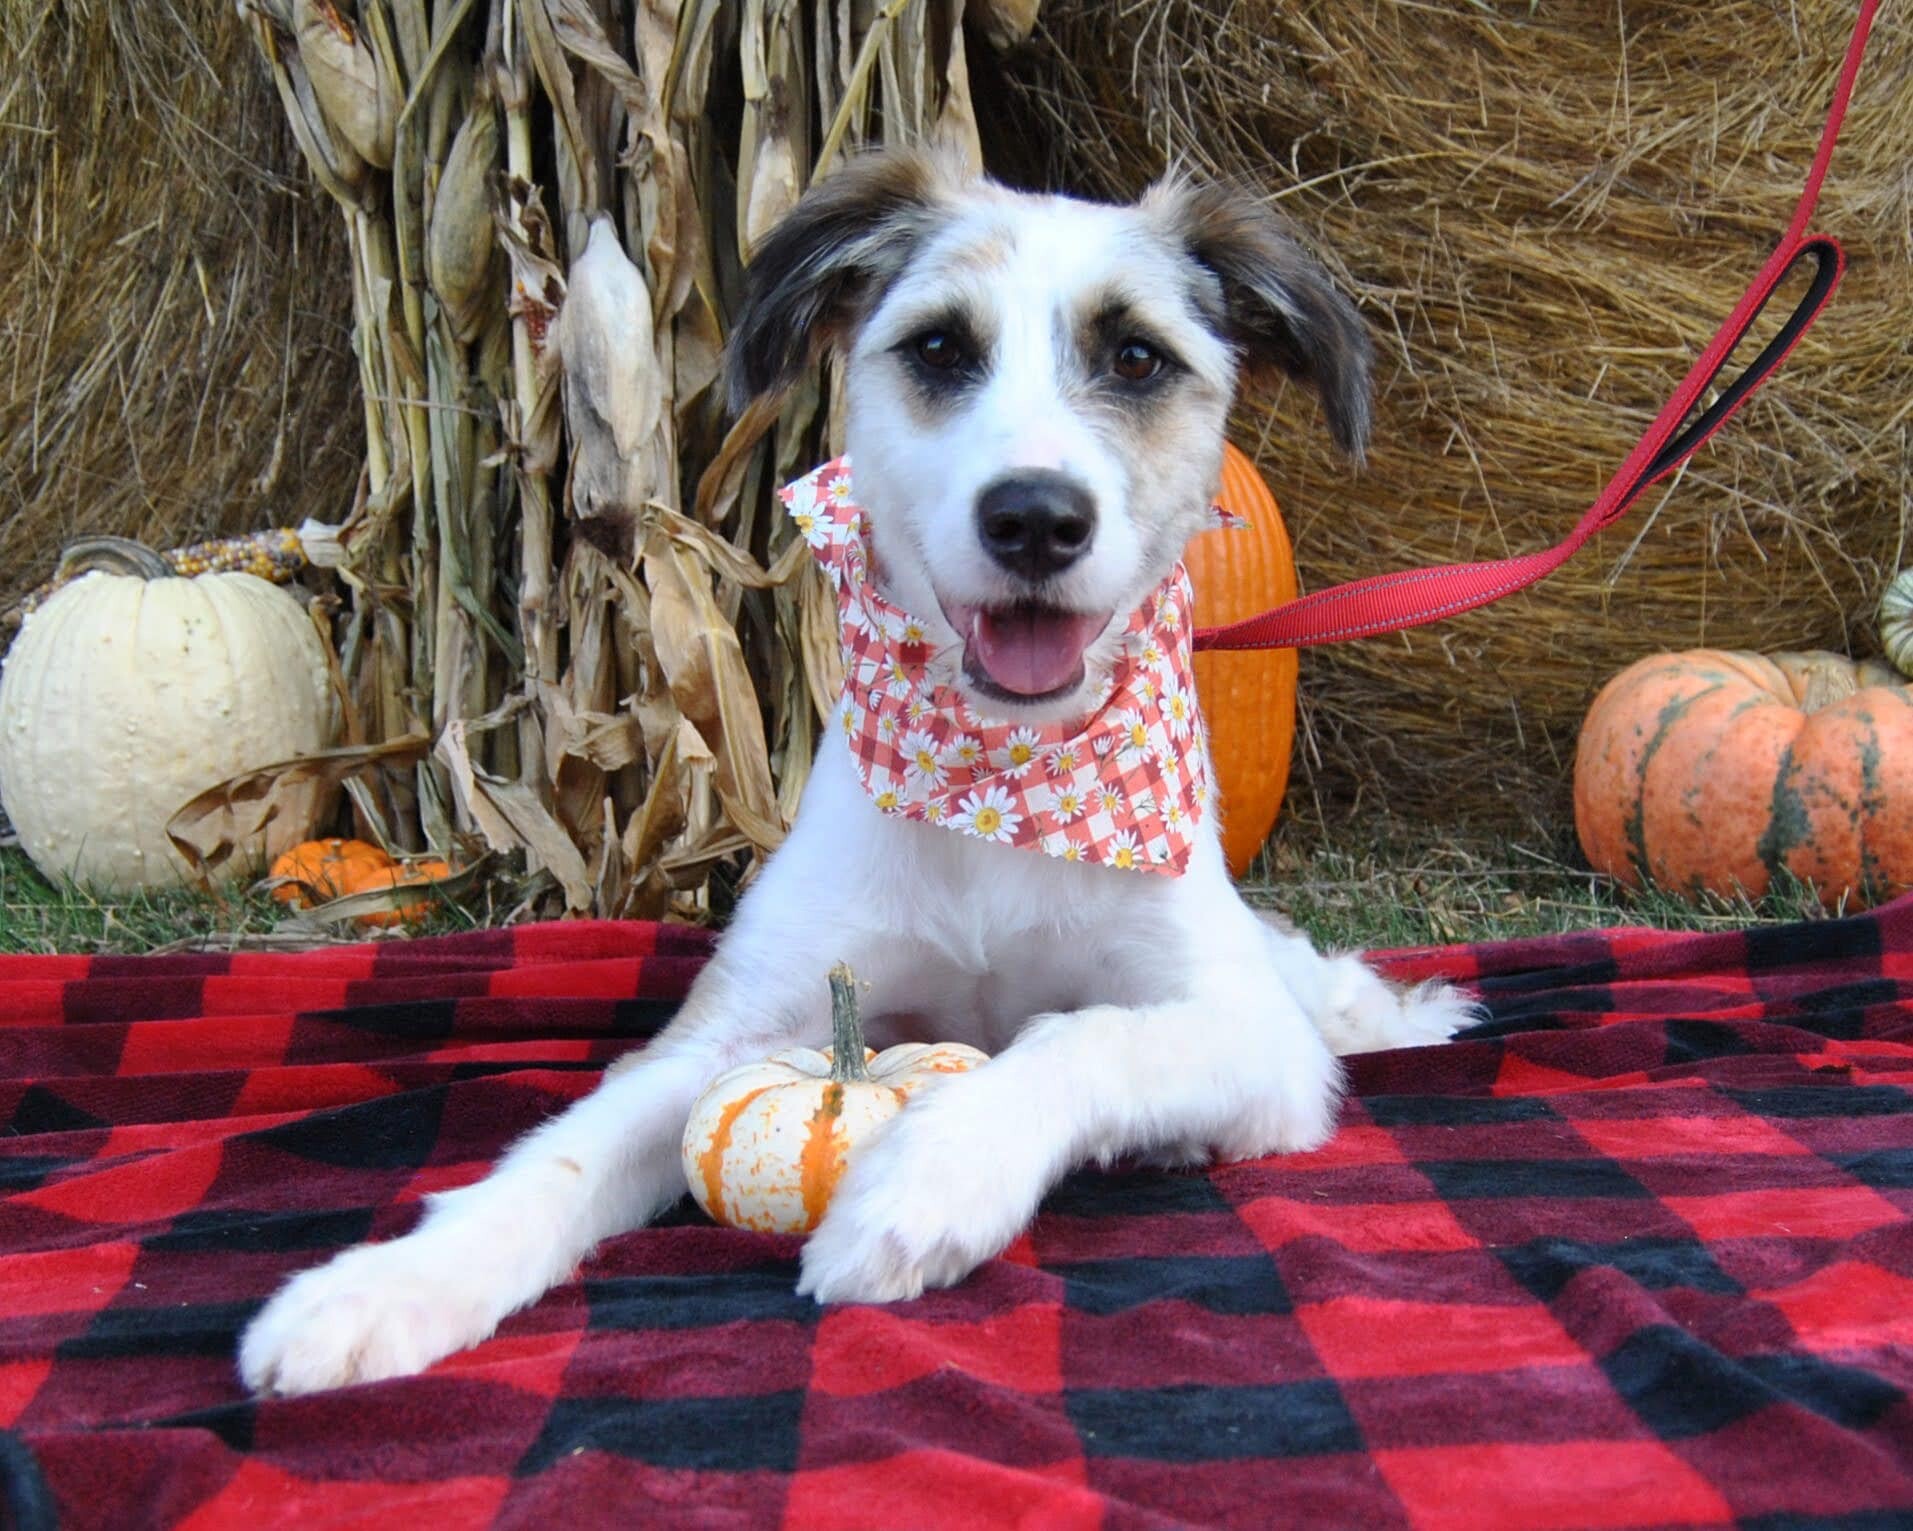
left=969, top=607, right=1106, bottom=696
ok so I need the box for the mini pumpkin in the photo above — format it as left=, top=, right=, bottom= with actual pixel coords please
left=270, top=839, right=457, bottom=929
left=680, top=965, right=988, bottom=1234
left=1575, top=645, right=1913, bottom=907
left=270, top=838, right=394, bottom=906
left=350, top=857, right=456, bottom=929
left=0, top=539, right=337, bottom=891
left=1186, top=443, right=1301, bottom=876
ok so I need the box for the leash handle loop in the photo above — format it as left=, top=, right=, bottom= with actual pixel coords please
left=1193, top=0, right=1879, bottom=654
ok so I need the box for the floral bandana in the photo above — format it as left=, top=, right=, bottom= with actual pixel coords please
left=782, top=458, right=1242, bottom=876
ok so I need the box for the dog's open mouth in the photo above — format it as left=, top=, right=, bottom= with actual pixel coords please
left=943, top=601, right=1112, bottom=701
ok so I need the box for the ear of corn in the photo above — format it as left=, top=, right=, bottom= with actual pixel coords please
left=164, top=529, right=310, bottom=582
left=9, top=530, right=313, bottom=621
left=427, top=79, right=504, bottom=345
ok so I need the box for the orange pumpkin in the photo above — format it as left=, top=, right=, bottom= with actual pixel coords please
left=1575, top=648, right=1913, bottom=907
left=269, top=838, right=393, bottom=907
left=1186, top=443, right=1301, bottom=876
left=269, top=839, right=456, bottom=928
left=350, top=858, right=456, bottom=929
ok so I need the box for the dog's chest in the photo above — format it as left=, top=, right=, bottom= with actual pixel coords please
left=777, top=737, right=1199, bottom=1051
left=861, top=814, right=1178, bottom=1049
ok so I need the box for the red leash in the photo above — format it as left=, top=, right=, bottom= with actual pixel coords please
left=1195, top=0, right=1882, bottom=654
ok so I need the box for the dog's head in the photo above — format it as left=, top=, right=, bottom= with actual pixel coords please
left=726, top=150, right=1371, bottom=720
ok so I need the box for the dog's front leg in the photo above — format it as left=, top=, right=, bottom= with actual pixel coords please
left=797, top=980, right=1341, bottom=1304
left=240, top=900, right=869, bottom=1396
left=238, top=998, right=781, bottom=1395
left=1256, top=916, right=1482, bottom=1056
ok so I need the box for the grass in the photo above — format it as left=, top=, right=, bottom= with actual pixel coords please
left=1241, top=812, right=1839, bottom=952
left=0, top=845, right=481, bottom=956
left=0, top=814, right=1840, bottom=956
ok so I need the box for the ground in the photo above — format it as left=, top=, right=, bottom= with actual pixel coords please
left=0, top=809, right=1836, bottom=956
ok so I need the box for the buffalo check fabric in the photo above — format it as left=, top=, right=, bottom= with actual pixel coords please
left=4, top=908, right=1913, bottom=1529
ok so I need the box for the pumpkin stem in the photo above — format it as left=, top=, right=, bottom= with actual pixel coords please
left=55, top=536, right=173, bottom=582
left=827, top=962, right=871, bottom=1084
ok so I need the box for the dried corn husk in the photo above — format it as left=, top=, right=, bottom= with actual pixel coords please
left=293, top=0, right=400, bottom=171
left=427, top=82, right=503, bottom=343
left=218, top=0, right=994, bottom=922
left=550, top=215, right=663, bottom=528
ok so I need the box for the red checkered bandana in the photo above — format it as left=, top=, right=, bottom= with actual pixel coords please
left=782, top=457, right=1240, bottom=876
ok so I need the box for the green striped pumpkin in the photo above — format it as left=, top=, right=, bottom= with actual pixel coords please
left=1574, top=648, right=1913, bottom=908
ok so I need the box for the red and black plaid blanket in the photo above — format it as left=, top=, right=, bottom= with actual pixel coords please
left=4, top=904, right=1911, bottom=1529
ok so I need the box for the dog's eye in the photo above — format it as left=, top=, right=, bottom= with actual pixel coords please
left=1113, top=339, right=1163, bottom=382
left=914, top=332, right=966, bottom=371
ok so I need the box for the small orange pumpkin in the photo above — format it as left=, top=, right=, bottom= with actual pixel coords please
left=1186, top=443, right=1301, bottom=876
left=350, top=858, right=456, bottom=928
left=269, top=838, right=394, bottom=907
left=269, top=839, right=457, bottom=928
left=679, top=965, right=988, bottom=1234
left=1575, top=648, right=1913, bottom=906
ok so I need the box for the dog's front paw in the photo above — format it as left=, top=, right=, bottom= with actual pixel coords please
left=1392, top=978, right=1486, bottom=1046
left=1312, top=955, right=1480, bottom=1056
left=239, top=1236, right=501, bottom=1396
left=797, top=1095, right=1032, bottom=1305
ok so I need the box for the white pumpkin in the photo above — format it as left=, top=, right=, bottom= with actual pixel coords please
left=0, top=541, right=337, bottom=891
left=680, top=965, right=989, bottom=1234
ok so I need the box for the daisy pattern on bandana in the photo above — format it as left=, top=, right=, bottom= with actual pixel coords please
left=780, top=457, right=1234, bottom=876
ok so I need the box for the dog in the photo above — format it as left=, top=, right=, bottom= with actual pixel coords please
left=239, top=149, right=1474, bottom=1395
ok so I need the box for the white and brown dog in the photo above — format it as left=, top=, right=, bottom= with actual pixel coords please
left=240, top=150, right=1474, bottom=1395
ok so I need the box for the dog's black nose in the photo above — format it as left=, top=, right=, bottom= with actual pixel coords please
left=975, top=472, right=1097, bottom=582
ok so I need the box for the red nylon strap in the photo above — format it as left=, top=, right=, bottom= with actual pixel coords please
left=1195, top=0, right=1881, bottom=654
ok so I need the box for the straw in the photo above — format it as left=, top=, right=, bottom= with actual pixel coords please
left=992, top=0, right=1912, bottom=832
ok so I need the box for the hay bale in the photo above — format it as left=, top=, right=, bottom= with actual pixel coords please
left=990, top=1, right=1912, bottom=834
left=0, top=1, right=361, bottom=609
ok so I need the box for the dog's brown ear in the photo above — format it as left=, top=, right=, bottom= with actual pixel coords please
left=724, top=150, right=951, bottom=414
left=1149, top=179, right=1373, bottom=460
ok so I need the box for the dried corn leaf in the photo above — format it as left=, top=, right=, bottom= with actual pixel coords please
left=522, top=0, right=600, bottom=232
left=618, top=722, right=687, bottom=907
left=652, top=502, right=809, bottom=591
left=166, top=734, right=432, bottom=889
left=935, top=8, right=983, bottom=168
left=798, top=558, right=847, bottom=721
left=436, top=718, right=595, bottom=910
left=552, top=0, right=649, bottom=118
left=692, top=391, right=785, bottom=525
left=642, top=525, right=787, bottom=850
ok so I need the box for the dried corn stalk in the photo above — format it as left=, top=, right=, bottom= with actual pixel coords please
left=240, top=0, right=1013, bottom=921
